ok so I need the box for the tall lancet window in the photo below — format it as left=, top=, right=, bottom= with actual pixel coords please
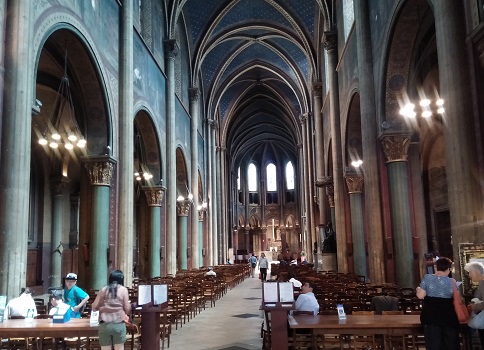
left=248, top=163, right=259, bottom=204
left=237, top=166, right=243, bottom=203
left=266, top=163, right=278, bottom=204
left=285, top=161, right=295, bottom=203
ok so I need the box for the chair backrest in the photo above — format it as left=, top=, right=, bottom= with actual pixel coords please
left=381, top=310, right=404, bottom=315
left=352, top=310, right=375, bottom=315
left=293, top=311, right=314, bottom=315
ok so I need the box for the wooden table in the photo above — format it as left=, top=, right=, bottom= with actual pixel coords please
left=289, top=314, right=422, bottom=335
left=289, top=314, right=470, bottom=350
left=0, top=318, right=98, bottom=337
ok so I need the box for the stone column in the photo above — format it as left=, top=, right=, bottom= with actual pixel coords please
left=144, top=186, right=164, bottom=278
left=209, top=121, right=218, bottom=264
left=84, top=158, right=116, bottom=289
left=432, top=0, right=482, bottom=269
left=324, top=30, right=348, bottom=272
left=206, top=120, right=213, bottom=266
left=260, top=226, right=267, bottom=252
left=198, top=209, right=205, bottom=267
left=313, top=83, right=324, bottom=221
left=305, top=112, right=316, bottom=263
left=176, top=200, right=190, bottom=270
left=220, top=147, right=228, bottom=262
left=0, top=0, right=34, bottom=299
left=409, top=140, right=428, bottom=278
left=299, top=114, right=313, bottom=259
left=118, top=0, right=134, bottom=286
left=189, top=87, right=200, bottom=269
left=380, top=134, right=414, bottom=288
left=50, top=176, right=70, bottom=287
left=345, top=173, right=367, bottom=278
left=216, top=146, right=223, bottom=264
left=69, top=195, right=80, bottom=248
left=163, top=40, right=178, bottom=276
left=353, top=0, right=385, bottom=284
left=244, top=227, right=250, bottom=252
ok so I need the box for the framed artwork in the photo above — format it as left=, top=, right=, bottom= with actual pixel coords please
left=459, top=243, right=484, bottom=296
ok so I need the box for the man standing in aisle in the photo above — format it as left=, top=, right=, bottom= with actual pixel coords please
left=249, top=253, right=258, bottom=278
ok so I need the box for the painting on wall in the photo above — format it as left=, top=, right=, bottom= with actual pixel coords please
left=459, top=243, right=484, bottom=296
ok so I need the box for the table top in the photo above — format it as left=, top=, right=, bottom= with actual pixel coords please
left=0, top=318, right=98, bottom=337
left=288, top=314, right=422, bottom=330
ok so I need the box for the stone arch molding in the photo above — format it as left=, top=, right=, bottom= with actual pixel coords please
left=33, top=11, right=114, bottom=149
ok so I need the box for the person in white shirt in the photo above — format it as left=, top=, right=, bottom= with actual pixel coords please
left=205, top=266, right=217, bottom=276
left=4, top=287, right=37, bottom=319
left=294, top=282, right=319, bottom=315
left=49, top=290, right=72, bottom=316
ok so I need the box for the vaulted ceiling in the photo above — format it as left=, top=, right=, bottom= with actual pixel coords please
left=179, top=0, right=331, bottom=167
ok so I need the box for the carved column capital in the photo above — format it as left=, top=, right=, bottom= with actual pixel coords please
left=176, top=201, right=190, bottom=216
left=299, top=113, right=309, bottom=125
left=312, top=82, right=322, bottom=97
left=189, top=87, right=200, bottom=102
left=323, top=31, right=337, bottom=52
left=163, top=39, right=179, bottom=59
left=380, top=134, right=411, bottom=163
left=326, top=185, right=335, bottom=207
left=345, top=174, right=364, bottom=193
left=144, top=186, right=165, bottom=207
left=51, top=176, right=70, bottom=196
left=83, top=156, right=116, bottom=186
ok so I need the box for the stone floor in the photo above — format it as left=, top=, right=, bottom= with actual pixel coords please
left=168, top=275, right=264, bottom=350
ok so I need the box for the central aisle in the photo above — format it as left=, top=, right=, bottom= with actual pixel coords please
left=168, top=276, right=264, bottom=350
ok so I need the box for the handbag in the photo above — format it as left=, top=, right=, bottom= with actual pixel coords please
left=468, top=311, right=484, bottom=329
left=452, top=279, right=469, bottom=322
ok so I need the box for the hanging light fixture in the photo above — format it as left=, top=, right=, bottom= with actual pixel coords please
left=134, top=133, right=153, bottom=182
left=37, top=50, right=86, bottom=150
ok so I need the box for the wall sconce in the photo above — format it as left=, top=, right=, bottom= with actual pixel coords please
left=351, top=159, right=363, bottom=167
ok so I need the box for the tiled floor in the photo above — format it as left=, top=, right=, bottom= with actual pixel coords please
left=168, top=276, right=264, bottom=350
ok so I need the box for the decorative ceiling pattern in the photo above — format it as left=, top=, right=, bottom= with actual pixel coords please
left=179, top=0, right=328, bottom=165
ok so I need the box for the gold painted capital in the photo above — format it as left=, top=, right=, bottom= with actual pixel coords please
left=380, top=134, right=411, bottom=163
left=84, top=157, right=116, bottom=186
left=144, top=186, right=165, bottom=207
left=345, top=174, right=364, bottom=194
left=176, top=201, right=190, bottom=216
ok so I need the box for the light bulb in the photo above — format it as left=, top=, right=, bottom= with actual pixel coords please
left=38, top=138, right=48, bottom=145
left=188, top=193, right=193, bottom=200
left=68, top=134, right=77, bottom=142
left=52, top=133, right=61, bottom=140
left=134, top=172, right=140, bottom=177
left=436, top=99, right=444, bottom=106
left=77, top=139, right=86, bottom=148
left=419, top=99, right=430, bottom=107
left=49, top=142, right=58, bottom=148
left=422, top=111, right=432, bottom=118
left=65, top=143, right=74, bottom=150
left=437, top=107, right=445, bottom=114
left=177, top=196, right=185, bottom=201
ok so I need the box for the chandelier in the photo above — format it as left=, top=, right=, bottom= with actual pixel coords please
left=399, top=98, right=445, bottom=118
left=38, top=51, right=86, bottom=150
left=134, top=132, right=153, bottom=181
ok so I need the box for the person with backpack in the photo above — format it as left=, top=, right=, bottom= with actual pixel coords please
left=64, top=272, right=90, bottom=318
left=249, top=253, right=258, bottom=278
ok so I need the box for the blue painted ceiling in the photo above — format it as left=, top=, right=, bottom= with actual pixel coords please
left=180, top=0, right=325, bottom=165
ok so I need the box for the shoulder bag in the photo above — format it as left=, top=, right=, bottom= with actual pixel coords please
left=452, top=279, right=469, bottom=323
